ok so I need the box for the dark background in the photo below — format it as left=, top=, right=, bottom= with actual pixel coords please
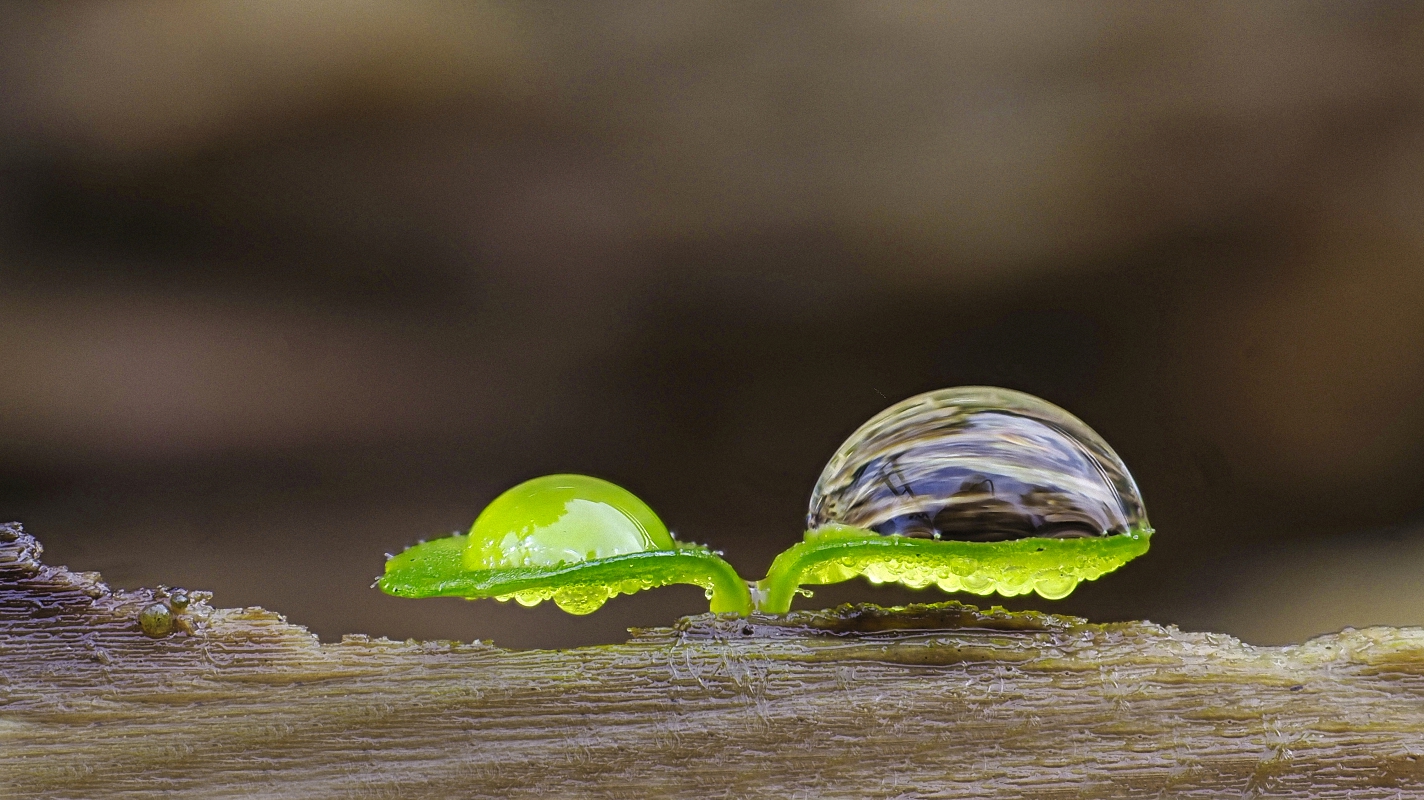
left=3, top=2, right=1424, bottom=648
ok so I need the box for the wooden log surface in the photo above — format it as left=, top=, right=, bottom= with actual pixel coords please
left=4, top=521, right=1424, bottom=799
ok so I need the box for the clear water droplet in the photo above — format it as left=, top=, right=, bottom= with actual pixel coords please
left=808, top=387, right=1148, bottom=542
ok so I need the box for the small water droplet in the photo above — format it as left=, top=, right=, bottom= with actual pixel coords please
left=553, top=585, right=612, bottom=614
left=809, top=387, right=1148, bottom=541
left=138, top=602, right=174, bottom=638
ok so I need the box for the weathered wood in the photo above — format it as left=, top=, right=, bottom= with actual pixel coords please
left=3, top=521, right=1424, bottom=799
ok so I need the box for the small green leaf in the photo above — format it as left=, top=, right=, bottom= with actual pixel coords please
left=754, top=525, right=1152, bottom=614
left=378, top=475, right=752, bottom=615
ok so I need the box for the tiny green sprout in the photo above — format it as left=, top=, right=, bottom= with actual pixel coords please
left=378, top=474, right=753, bottom=615
left=376, top=387, right=1153, bottom=619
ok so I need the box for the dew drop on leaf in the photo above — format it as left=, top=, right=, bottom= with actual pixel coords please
left=464, top=474, right=675, bottom=570
left=808, top=387, right=1148, bottom=542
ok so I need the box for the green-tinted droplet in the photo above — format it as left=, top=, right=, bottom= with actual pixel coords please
left=463, top=474, right=675, bottom=571
left=139, top=602, right=174, bottom=638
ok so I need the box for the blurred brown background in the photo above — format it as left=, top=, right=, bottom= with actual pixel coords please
left=3, top=1, right=1424, bottom=648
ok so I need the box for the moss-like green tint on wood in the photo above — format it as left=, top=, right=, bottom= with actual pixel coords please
left=380, top=475, right=752, bottom=614
left=380, top=534, right=752, bottom=614
left=136, top=602, right=173, bottom=638
left=755, top=524, right=1152, bottom=614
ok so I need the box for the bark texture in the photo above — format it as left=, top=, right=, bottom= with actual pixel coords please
left=3, top=522, right=1424, bottom=799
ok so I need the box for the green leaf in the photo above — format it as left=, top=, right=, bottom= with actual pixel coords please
left=755, top=525, right=1152, bottom=614
left=377, top=475, right=752, bottom=615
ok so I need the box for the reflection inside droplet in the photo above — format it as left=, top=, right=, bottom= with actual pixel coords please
left=808, top=387, right=1148, bottom=542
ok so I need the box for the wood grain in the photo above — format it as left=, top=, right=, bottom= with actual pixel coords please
left=3, top=522, right=1423, bottom=799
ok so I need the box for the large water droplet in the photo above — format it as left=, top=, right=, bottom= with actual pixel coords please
left=808, top=387, right=1148, bottom=542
